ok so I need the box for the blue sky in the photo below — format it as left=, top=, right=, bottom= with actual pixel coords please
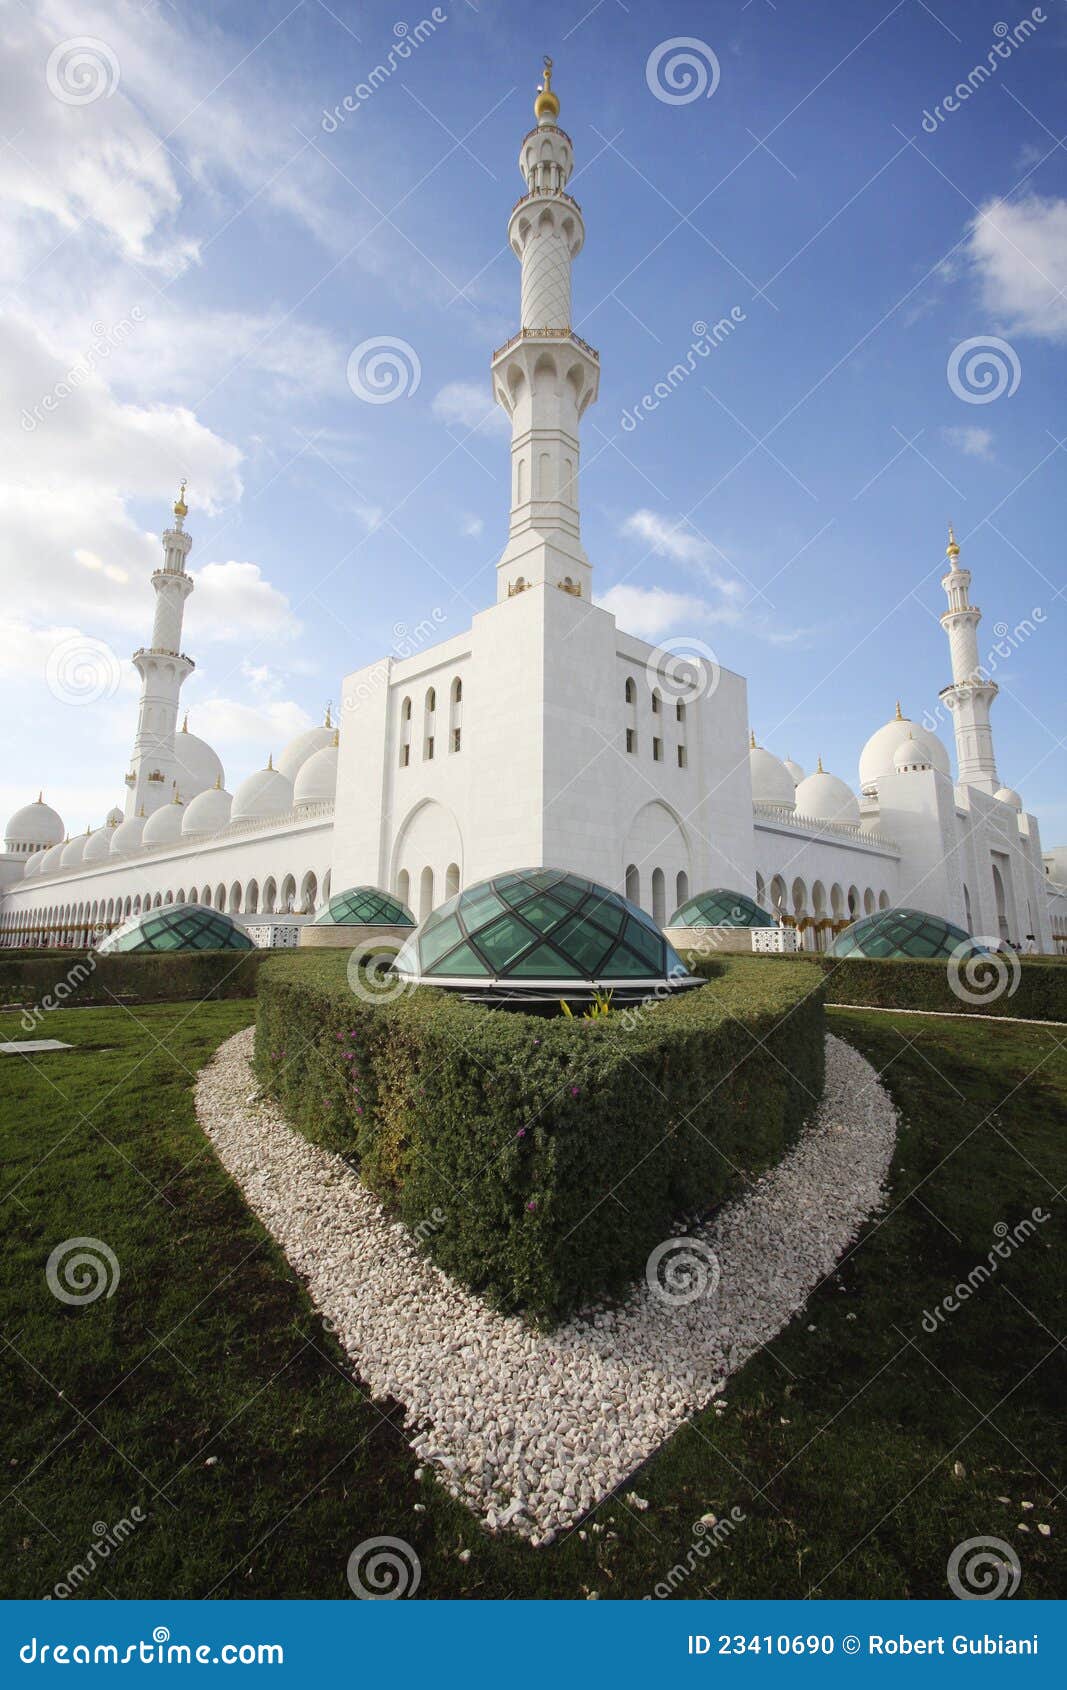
left=2, top=0, right=1065, bottom=843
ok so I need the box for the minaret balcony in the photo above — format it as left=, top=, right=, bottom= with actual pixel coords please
left=510, top=186, right=583, bottom=217
left=132, top=645, right=195, bottom=662
left=491, top=326, right=599, bottom=363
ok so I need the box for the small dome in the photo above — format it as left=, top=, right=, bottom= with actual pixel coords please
left=794, top=764, right=861, bottom=826
left=60, top=829, right=91, bottom=868
left=782, top=757, right=805, bottom=786
left=172, top=718, right=224, bottom=798
left=859, top=709, right=949, bottom=790
left=830, top=907, right=983, bottom=961
left=110, top=813, right=146, bottom=855
left=98, top=902, right=255, bottom=955
left=142, top=796, right=185, bottom=846
left=276, top=718, right=335, bottom=782
left=294, top=738, right=339, bottom=808
left=313, top=887, right=415, bottom=928
left=670, top=888, right=776, bottom=928
left=995, top=786, right=1023, bottom=811
left=23, top=847, right=47, bottom=877
left=83, top=818, right=120, bottom=863
left=1045, top=846, right=1067, bottom=887
left=182, top=782, right=233, bottom=838
left=40, top=838, right=68, bottom=873
left=892, top=735, right=932, bottom=773
left=105, top=805, right=123, bottom=826
left=749, top=743, right=796, bottom=810
left=231, top=759, right=294, bottom=823
left=5, top=794, right=64, bottom=853
left=394, top=867, right=694, bottom=998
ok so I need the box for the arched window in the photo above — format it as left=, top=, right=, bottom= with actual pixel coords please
left=651, top=867, right=666, bottom=926
left=399, top=697, right=412, bottom=767
left=450, top=676, right=463, bottom=753
left=446, top=862, right=460, bottom=899
left=675, top=869, right=689, bottom=912
left=215, top=884, right=226, bottom=912
left=419, top=865, right=434, bottom=921
left=424, top=688, right=436, bottom=760
left=263, top=877, right=277, bottom=915
left=281, top=875, right=296, bottom=915
left=300, top=871, right=318, bottom=914
left=229, top=882, right=242, bottom=914
left=625, top=863, right=639, bottom=906
left=625, top=675, right=638, bottom=754
left=246, top=880, right=259, bottom=915
left=624, top=677, right=636, bottom=705
left=397, top=868, right=410, bottom=909
left=651, top=688, right=663, bottom=761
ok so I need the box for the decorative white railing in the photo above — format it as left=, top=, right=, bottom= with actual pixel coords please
left=753, top=802, right=899, bottom=854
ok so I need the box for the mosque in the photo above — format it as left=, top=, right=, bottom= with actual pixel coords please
left=2, top=63, right=1064, bottom=956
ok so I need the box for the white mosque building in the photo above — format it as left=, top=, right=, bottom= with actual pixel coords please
left=2, top=64, right=1064, bottom=956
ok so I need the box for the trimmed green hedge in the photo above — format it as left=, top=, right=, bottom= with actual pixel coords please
left=0, top=950, right=269, bottom=1017
left=254, top=953, right=826, bottom=1321
left=680, top=952, right=1066, bottom=1023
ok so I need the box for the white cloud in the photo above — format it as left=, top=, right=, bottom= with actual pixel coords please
left=191, top=697, right=314, bottom=762
left=942, top=425, right=994, bottom=460
left=967, top=194, right=1067, bottom=343
left=461, top=514, right=485, bottom=537
left=188, top=562, right=301, bottom=644
left=432, top=381, right=508, bottom=433
left=595, top=584, right=741, bottom=641
left=620, top=509, right=743, bottom=585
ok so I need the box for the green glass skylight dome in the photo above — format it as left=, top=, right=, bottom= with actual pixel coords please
left=829, top=907, right=982, bottom=960
left=670, top=888, right=776, bottom=928
left=393, top=867, right=697, bottom=1002
left=312, top=887, right=415, bottom=927
left=98, top=903, right=254, bottom=954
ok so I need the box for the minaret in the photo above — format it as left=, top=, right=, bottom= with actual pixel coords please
left=124, top=483, right=196, bottom=818
left=491, top=57, right=599, bottom=602
left=938, top=524, right=1000, bottom=794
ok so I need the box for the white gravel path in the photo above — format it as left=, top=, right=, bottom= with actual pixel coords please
left=196, top=1029, right=897, bottom=1543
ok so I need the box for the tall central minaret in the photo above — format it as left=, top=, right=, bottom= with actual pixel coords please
left=124, top=484, right=196, bottom=818
left=938, top=524, right=1000, bottom=794
left=491, top=57, right=599, bottom=602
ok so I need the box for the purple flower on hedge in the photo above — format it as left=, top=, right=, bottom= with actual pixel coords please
left=516, top=1128, right=526, bottom=1139
left=526, top=1199, right=537, bottom=1211
left=570, top=1086, right=580, bottom=1098
left=355, top=1105, right=363, bottom=1115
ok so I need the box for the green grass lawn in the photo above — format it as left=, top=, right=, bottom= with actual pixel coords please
left=1, top=1000, right=1064, bottom=1599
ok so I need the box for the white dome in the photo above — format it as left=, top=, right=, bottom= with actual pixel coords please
left=83, top=819, right=120, bottom=863
left=61, top=829, right=91, bottom=868
left=23, top=847, right=47, bottom=877
left=294, top=740, right=339, bottom=808
left=40, top=838, right=68, bottom=873
left=893, top=735, right=932, bottom=773
left=182, top=783, right=233, bottom=838
left=782, top=757, right=805, bottom=786
left=859, top=710, right=949, bottom=790
left=277, top=720, right=335, bottom=782
left=995, top=786, right=1023, bottom=811
left=231, top=760, right=294, bottom=823
left=749, top=743, right=796, bottom=809
left=105, top=805, right=123, bottom=826
left=794, top=764, right=861, bottom=826
left=172, top=722, right=224, bottom=799
left=5, top=795, right=64, bottom=852
left=142, top=797, right=185, bottom=846
left=110, top=813, right=146, bottom=855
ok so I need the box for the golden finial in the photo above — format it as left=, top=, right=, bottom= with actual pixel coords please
left=534, top=53, right=560, bottom=121
left=138, top=804, right=145, bottom=817
left=181, top=712, right=188, bottom=733
left=85, top=823, right=90, bottom=835
left=749, top=729, right=756, bottom=750
left=214, top=773, right=222, bottom=790
left=946, top=522, right=959, bottom=558
left=895, top=700, right=903, bottom=721
left=37, top=790, right=43, bottom=804
left=174, top=479, right=188, bottom=520
left=817, top=754, right=824, bottom=773
left=324, top=701, right=333, bottom=728
left=332, top=728, right=340, bottom=748
left=267, top=752, right=274, bottom=771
